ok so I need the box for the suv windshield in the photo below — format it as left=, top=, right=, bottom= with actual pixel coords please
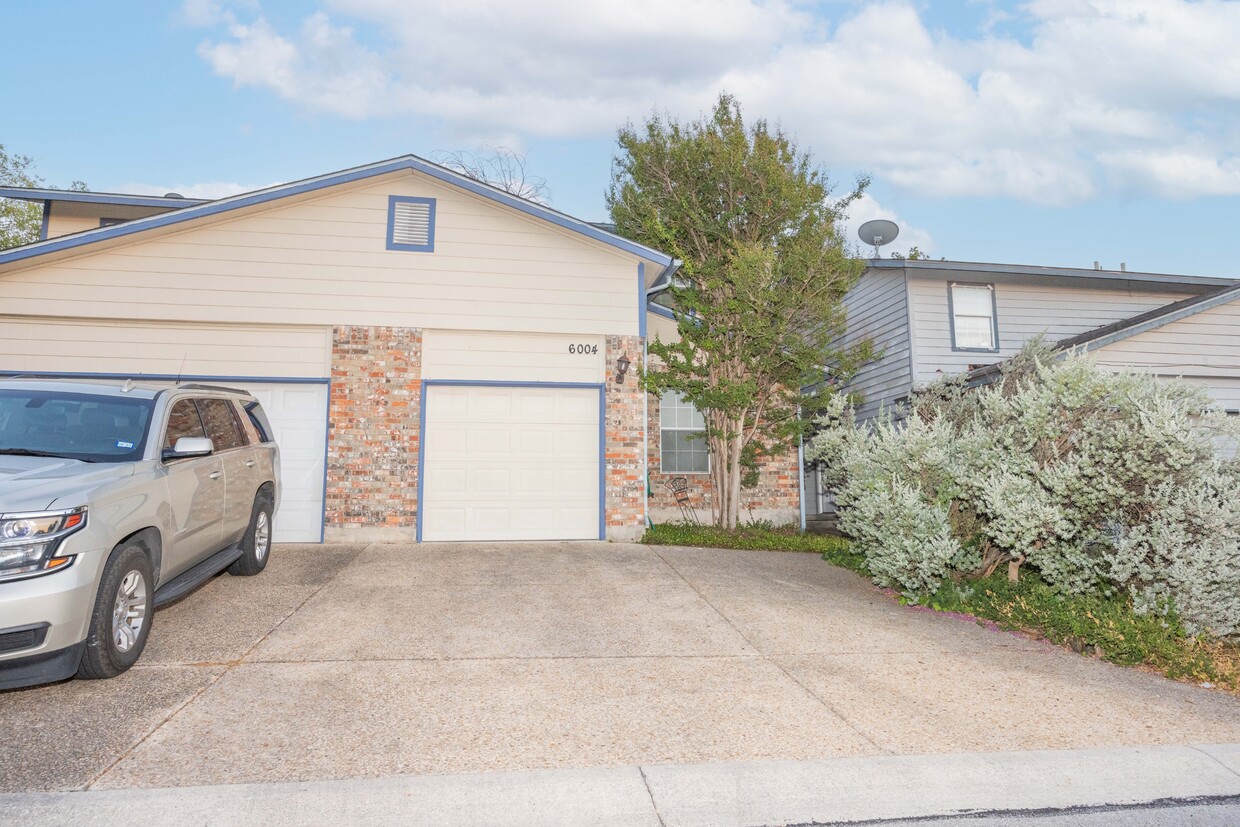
left=0, top=389, right=154, bottom=463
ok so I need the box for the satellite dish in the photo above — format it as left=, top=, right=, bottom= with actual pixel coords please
left=858, top=219, right=899, bottom=258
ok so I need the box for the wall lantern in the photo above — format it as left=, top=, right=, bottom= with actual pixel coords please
left=615, top=353, right=631, bottom=384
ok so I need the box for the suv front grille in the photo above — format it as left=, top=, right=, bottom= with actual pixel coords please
left=0, top=624, right=49, bottom=654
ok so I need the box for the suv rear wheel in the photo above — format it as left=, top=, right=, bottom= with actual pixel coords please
left=228, top=492, right=274, bottom=577
left=77, top=544, right=153, bottom=680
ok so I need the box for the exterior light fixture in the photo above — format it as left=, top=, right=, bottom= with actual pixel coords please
left=616, top=353, right=631, bottom=384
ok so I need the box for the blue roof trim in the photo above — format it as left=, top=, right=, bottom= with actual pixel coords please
left=647, top=302, right=676, bottom=321
left=0, top=187, right=206, bottom=209
left=0, top=155, right=673, bottom=268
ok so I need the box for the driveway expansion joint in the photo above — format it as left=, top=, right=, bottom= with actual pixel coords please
left=82, top=544, right=366, bottom=791
left=648, top=546, right=889, bottom=755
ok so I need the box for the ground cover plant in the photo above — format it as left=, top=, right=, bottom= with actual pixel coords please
left=824, top=545, right=1239, bottom=690
left=806, top=343, right=1240, bottom=642
left=642, top=521, right=849, bottom=555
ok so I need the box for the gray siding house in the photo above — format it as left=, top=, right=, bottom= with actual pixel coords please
left=809, top=259, right=1240, bottom=515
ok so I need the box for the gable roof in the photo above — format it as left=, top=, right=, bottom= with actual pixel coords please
left=0, top=155, right=674, bottom=270
left=965, top=279, right=1240, bottom=385
left=0, top=187, right=206, bottom=210
left=869, top=257, right=1234, bottom=288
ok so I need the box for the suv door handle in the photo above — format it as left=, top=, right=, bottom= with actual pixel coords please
left=209, top=471, right=223, bottom=480
left=245, top=460, right=256, bottom=467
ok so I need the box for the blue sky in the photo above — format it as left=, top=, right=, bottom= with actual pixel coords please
left=4, top=1, right=1239, bottom=277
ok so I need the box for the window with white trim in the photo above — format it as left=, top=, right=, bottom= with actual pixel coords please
left=387, top=195, right=436, bottom=252
left=950, top=283, right=997, bottom=350
left=660, top=391, right=709, bottom=474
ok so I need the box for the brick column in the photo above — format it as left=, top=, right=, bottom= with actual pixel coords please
left=604, top=335, right=645, bottom=541
left=325, top=326, right=422, bottom=542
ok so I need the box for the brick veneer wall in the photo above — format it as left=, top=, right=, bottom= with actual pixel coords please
left=325, top=326, right=422, bottom=542
left=647, top=395, right=801, bottom=526
left=604, top=335, right=646, bottom=541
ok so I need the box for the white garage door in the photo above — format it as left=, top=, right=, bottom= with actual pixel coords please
left=421, top=384, right=601, bottom=542
left=245, top=384, right=328, bottom=543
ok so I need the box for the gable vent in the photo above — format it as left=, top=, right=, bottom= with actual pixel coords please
left=386, top=195, right=436, bottom=252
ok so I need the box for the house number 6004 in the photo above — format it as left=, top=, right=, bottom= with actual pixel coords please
left=568, top=344, right=599, bottom=354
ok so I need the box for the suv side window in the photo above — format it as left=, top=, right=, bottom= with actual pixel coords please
left=164, top=399, right=206, bottom=450
left=197, top=398, right=248, bottom=451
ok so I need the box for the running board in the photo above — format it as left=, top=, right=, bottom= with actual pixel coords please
left=153, top=544, right=243, bottom=608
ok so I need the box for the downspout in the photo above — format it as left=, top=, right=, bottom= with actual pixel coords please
left=797, top=405, right=806, bottom=531
left=643, top=259, right=682, bottom=531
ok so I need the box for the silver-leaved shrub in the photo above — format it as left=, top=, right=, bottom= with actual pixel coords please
left=807, top=344, right=1240, bottom=639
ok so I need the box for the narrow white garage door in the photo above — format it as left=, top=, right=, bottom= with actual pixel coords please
left=245, top=384, right=328, bottom=543
left=421, top=384, right=601, bottom=542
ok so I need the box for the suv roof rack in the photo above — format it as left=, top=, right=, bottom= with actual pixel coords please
left=176, top=383, right=252, bottom=395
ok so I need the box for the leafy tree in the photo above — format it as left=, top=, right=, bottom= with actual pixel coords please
left=608, top=94, right=871, bottom=529
left=0, top=144, right=43, bottom=250
left=0, top=145, right=87, bottom=250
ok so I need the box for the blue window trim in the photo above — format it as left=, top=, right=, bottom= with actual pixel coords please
left=416, top=380, right=607, bottom=542
left=386, top=195, right=436, bottom=253
left=0, top=155, right=673, bottom=268
left=947, top=281, right=1000, bottom=354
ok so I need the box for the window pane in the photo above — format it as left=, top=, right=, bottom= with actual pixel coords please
left=198, top=399, right=246, bottom=450
left=952, top=284, right=993, bottom=316
left=954, top=315, right=994, bottom=349
left=165, top=399, right=205, bottom=449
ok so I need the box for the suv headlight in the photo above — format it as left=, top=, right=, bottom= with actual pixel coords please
left=0, top=507, right=87, bottom=582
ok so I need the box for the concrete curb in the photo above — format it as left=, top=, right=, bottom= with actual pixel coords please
left=2, top=744, right=1238, bottom=827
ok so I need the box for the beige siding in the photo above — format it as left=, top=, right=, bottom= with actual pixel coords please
left=647, top=310, right=679, bottom=344
left=1, top=172, right=643, bottom=336
left=908, top=274, right=1193, bottom=384
left=422, top=329, right=604, bottom=383
left=1088, top=299, right=1240, bottom=380
left=45, top=214, right=99, bottom=238
left=0, top=316, right=331, bottom=378
left=837, top=269, right=913, bottom=420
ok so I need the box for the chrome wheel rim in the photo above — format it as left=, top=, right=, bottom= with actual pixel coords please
left=254, top=511, right=270, bottom=562
left=112, top=570, right=147, bottom=653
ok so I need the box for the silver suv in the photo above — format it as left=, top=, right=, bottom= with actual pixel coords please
left=0, top=379, right=280, bottom=689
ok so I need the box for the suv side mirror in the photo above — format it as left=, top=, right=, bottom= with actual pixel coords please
left=162, top=436, right=214, bottom=460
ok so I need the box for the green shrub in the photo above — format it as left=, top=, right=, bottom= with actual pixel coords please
left=806, top=343, right=1240, bottom=640
left=641, top=522, right=850, bottom=554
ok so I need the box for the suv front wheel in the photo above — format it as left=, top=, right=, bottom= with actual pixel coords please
left=77, top=544, right=153, bottom=680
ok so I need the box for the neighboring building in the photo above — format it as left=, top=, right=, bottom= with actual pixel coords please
left=0, top=155, right=803, bottom=543
left=807, top=258, right=1240, bottom=515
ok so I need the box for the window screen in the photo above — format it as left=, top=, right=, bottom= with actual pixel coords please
left=660, top=391, right=709, bottom=474
left=951, top=283, right=997, bottom=350
left=197, top=399, right=247, bottom=451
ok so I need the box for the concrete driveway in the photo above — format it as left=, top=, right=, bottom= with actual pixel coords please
left=3, top=542, right=1239, bottom=793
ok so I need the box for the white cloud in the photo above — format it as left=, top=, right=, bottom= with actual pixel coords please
left=186, top=0, right=1240, bottom=204
left=119, top=181, right=277, bottom=199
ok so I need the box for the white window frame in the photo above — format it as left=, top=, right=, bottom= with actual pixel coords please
left=949, top=282, right=999, bottom=352
left=659, top=391, right=709, bottom=475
